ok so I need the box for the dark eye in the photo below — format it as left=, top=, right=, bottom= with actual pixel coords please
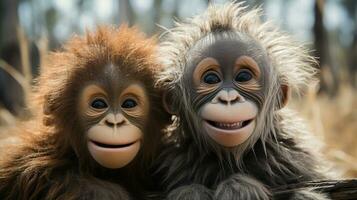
left=203, top=72, right=221, bottom=84
left=235, top=71, right=253, bottom=82
left=91, top=99, right=108, bottom=109
left=121, top=99, right=137, bottom=108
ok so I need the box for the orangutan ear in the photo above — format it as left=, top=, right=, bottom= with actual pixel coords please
left=163, top=88, right=178, bottom=115
left=278, top=84, right=290, bottom=109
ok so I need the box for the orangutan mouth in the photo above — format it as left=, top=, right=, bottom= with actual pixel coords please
left=90, top=140, right=137, bottom=149
left=206, top=119, right=253, bottom=130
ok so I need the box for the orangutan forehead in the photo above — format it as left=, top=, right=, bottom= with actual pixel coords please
left=187, top=33, right=268, bottom=68
left=74, top=62, right=145, bottom=95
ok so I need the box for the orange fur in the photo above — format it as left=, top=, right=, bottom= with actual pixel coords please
left=0, top=25, right=168, bottom=200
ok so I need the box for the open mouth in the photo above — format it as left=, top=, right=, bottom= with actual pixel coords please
left=90, top=140, right=137, bottom=149
left=206, top=119, right=253, bottom=130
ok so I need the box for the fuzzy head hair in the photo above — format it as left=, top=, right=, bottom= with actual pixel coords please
left=157, top=2, right=318, bottom=159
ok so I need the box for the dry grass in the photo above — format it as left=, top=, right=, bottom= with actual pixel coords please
left=291, top=83, right=357, bottom=177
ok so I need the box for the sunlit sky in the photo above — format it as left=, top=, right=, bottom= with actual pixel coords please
left=18, top=0, right=353, bottom=45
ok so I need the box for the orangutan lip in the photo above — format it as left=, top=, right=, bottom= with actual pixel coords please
left=206, top=119, right=252, bottom=130
left=90, top=140, right=136, bottom=149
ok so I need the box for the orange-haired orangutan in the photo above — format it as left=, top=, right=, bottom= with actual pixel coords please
left=0, top=25, right=169, bottom=200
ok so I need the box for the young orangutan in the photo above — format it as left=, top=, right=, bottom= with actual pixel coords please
left=156, top=3, right=332, bottom=200
left=0, top=25, right=169, bottom=200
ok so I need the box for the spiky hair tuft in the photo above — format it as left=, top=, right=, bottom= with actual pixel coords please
left=157, top=2, right=318, bottom=95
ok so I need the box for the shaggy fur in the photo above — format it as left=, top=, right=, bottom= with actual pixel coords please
left=0, top=25, right=168, bottom=200
left=155, top=3, right=331, bottom=200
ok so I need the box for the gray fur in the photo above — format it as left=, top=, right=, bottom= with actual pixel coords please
left=154, top=2, right=332, bottom=200
left=166, top=184, right=213, bottom=200
left=214, top=174, right=271, bottom=200
left=291, top=189, right=330, bottom=200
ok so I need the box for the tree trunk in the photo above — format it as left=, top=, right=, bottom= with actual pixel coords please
left=0, top=0, right=25, bottom=117
left=119, top=0, right=134, bottom=26
left=313, top=0, right=339, bottom=96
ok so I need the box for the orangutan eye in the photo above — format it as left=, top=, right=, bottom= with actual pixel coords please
left=121, top=99, right=137, bottom=108
left=235, top=70, right=253, bottom=82
left=203, top=72, right=221, bottom=84
left=91, top=98, right=108, bottom=109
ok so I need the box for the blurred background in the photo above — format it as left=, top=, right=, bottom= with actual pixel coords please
left=0, top=0, right=356, bottom=177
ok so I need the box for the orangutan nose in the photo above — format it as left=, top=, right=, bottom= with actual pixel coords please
left=104, top=114, right=125, bottom=127
left=215, top=89, right=243, bottom=105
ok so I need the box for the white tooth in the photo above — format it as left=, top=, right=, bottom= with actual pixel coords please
left=214, top=121, right=246, bottom=129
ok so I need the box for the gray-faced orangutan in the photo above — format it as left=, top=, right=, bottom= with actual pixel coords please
left=0, top=25, right=169, bottom=200
left=155, top=3, right=333, bottom=200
